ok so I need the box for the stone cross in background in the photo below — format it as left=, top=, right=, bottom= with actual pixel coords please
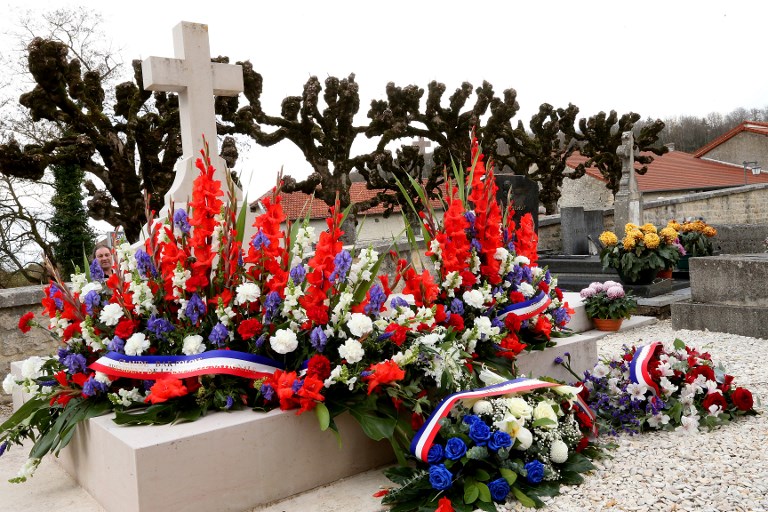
left=142, top=21, right=244, bottom=214
left=412, top=136, right=431, bottom=155
left=613, top=131, right=643, bottom=230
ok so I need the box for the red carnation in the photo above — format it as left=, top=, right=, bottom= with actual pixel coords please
left=702, top=392, right=727, bottom=413
left=18, top=312, right=36, bottom=333
left=306, top=354, right=331, bottom=381
left=145, top=379, right=189, bottom=404
left=363, top=360, right=406, bottom=395
left=237, top=318, right=263, bottom=340
left=114, top=318, right=139, bottom=340
left=731, top=387, right=754, bottom=411
left=686, top=365, right=715, bottom=384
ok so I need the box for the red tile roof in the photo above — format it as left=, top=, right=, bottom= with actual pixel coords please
left=692, top=121, right=768, bottom=158
left=566, top=150, right=768, bottom=192
left=255, top=182, right=445, bottom=220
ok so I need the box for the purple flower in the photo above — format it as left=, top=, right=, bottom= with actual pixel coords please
left=224, top=396, right=234, bottom=409
left=606, top=286, right=625, bottom=299
left=329, top=250, right=352, bottom=283
left=61, top=353, right=87, bottom=374
left=107, top=336, right=125, bottom=353
left=251, top=229, right=271, bottom=251
left=208, top=323, right=229, bottom=347
left=289, top=265, right=306, bottom=285
left=135, top=249, right=158, bottom=278
left=524, top=460, right=545, bottom=484
left=450, top=299, right=464, bottom=315
left=82, top=376, right=109, bottom=397
left=364, top=285, right=386, bottom=316
left=553, top=307, right=571, bottom=326
left=464, top=211, right=476, bottom=225
left=291, top=379, right=302, bottom=393
left=554, top=356, right=564, bottom=365
left=173, top=209, right=191, bottom=235
left=255, top=334, right=267, bottom=349
left=260, top=383, right=275, bottom=401
left=185, top=293, right=206, bottom=324
left=263, top=291, right=282, bottom=322
left=390, top=297, right=410, bottom=309
left=0, top=441, right=8, bottom=457
left=83, top=290, right=102, bottom=315
left=310, top=327, right=327, bottom=352
left=470, top=238, right=482, bottom=252
left=89, top=258, right=105, bottom=280
left=147, top=315, right=175, bottom=339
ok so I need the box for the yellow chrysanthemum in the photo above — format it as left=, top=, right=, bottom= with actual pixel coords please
left=623, top=235, right=637, bottom=250
left=659, top=227, right=678, bottom=244
left=640, top=223, right=657, bottom=234
left=644, top=232, right=661, bottom=249
left=624, top=223, right=640, bottom=234
left=667, top=220, right=681, bottom=231
left=703, top=226, right=717, bottom=237
left=631, top=229, right=644, bottom=241
left=599, top=231, right=618, bottom=246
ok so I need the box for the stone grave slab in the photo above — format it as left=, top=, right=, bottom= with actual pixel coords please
left=495, top=174, right=539, bottom=231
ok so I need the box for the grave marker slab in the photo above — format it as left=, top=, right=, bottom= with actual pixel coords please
left=496, top=174, right=539, bottom=231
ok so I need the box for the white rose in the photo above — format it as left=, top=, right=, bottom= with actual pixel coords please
left=269, top=329, right=298, bottom=354
left=347, top=313, right=373, bottom=337
left=2, top=373, right=18, bottom=395
left=514, top=427, right=533, bottom=450
left=462, top=289, right=485, bottom=309
left=99, top=303, right=124, bottom=327
left=235, top=282, right=261, bottom=305
left=124, top=333, right=150, bottom=356
left=532, top=402, right=558, bottom=428
left=182, top=334, right=206, bottom=356
left=503, top=397, right=533, bottom=420
left=552, top=385, right=583, bottom=402
left=338, top=339, right=365, bottom=364
left=549, top=439, right=569, bottom=463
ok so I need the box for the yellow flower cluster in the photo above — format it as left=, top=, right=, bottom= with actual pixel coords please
left=659, top=226, right=678, bottom=244
left=640, top=223, right=657, bottom=234
left=667, top=220, right=682, bottom=231
left=599, top=231, right=618, bottom=246
left=703, top=226, right=717, bottom=237
left=643, top=232, right=661, bottom=249
left=631, top=229, right=644, bottom=241
left=623, top=235, right=636, bottom=250
left=624, top=223, right=640, bottom=234
left=676, top=219, right=717, bottom=237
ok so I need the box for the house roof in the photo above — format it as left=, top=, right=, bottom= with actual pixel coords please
left=566, top=149, right=768, bottom=192
left=692, top=121, right=768, bottom=158
left=254, top=182, right=445, bottom=220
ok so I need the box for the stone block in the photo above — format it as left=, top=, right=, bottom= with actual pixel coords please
left=560, top=207, right=588, bottom=255
left=671, top=301, right=768, bottom=340
left=562, top=292, right=592, bottom=333
left=516, top=334, right=597, bottom=383
left=689, top=254, right=768, bottom=306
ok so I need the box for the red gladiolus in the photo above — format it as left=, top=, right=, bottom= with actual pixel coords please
left=18, top=312, right=35, bottom=333
left=731, top=387, right=754, bottom=411
left=363, top=360, right=406, bottom=395
left=297, top=375, right=325, bottom=414
left=372, top=489, right=390, bottom=498
left=145, top=379, right=189, bottom=404
left=514, top=213, right=539, bottom=265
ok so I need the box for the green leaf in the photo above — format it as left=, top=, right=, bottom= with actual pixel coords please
left=477, top=482, right=492, bottom=503
left=561, top=452, right=596, bottom=473
left=474, top=500, right=497, bottom=512
left=559, top=470, right=584, bottom=485
left=474, top=468, right=491, bottom=482
left=0, top=396, right=48, bottom=432
left=348, top=408, right=396, bottom=441
left=673, top=338, right=686, bottom=351
left=464, top=482, right=480, bottom=504
left=531, top=417, right=557, bottom=429
left=512, top=486, right=536, bottom=508
left=315, top=402, right=330, bottom=431
left=500, top=467, right=518, bottom=485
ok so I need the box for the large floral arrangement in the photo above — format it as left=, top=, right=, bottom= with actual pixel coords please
left=579, top=281, right=637, bottom=320
left=381, top=372, right=599, bottom=511
left=1, top=137, right=580, bottom=488
left=598, top=222, right=683, bottom=282
left=560, top=340, right=757, bottom=435
left=671, top=219, right=717, bottom=257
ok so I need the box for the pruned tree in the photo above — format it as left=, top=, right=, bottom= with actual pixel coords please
left=572, top=111, right=667, bottom=194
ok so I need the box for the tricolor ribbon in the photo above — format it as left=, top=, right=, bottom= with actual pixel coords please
left=629, top=341, right=662, bottom=395
left=497, top=291, right=551, bottom=321
left=410, top=377, right=597, bottom=462
left=89, top=350, right=284, bottom=381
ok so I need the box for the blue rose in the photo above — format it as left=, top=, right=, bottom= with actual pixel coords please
left=444, top=437, right=467, bottom=460
left=488, top=477, right=511, bottom=502
left=468, top=421, right=491, bottom=446
left=428, top=464, right=453, bottom=490
left=488, top=430, right=513, bottom=451
left=462, top=414, right=481, bottom=426
left=524, top=459, right=545, bottom=484
left=427, top=444, right=444, bottom=464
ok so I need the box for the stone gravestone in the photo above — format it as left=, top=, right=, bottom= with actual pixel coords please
left=560, top=206, right=588, bottom=255
left=495, top=174, right=539, bottom=231
left=142, top=21, right=255, bottom=237
left=613, top=131, right=643, bottom=231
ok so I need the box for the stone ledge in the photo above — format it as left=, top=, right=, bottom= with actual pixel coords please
left=0, top=285, right=46, bottom=308
left=671, top=301, right=768, bottom=339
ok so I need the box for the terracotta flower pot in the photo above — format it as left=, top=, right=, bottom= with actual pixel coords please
left=656, top=268, right=673, bottom=279
left=592, top=318, right=623, bottom=332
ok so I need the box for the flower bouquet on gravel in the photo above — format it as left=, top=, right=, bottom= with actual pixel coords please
left=561, top=339, right=758, bottom=435
left=380, top=372, right=599, bottom=511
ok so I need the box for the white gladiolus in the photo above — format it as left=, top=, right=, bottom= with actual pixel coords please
left=270, top=329, right=299, bottom=354
left=182, top=335, right=206, bottom=356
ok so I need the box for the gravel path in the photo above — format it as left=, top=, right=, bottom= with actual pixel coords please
left=511, top=320, right=768, bottom=512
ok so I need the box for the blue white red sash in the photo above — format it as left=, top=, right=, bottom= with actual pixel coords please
left=90, top=350, right=284, bottom=380
left=410, top=377, right=596, bottom=461
left=497, top=291, right=551, bottom=321
left=629, top=342, right=661, bottom=395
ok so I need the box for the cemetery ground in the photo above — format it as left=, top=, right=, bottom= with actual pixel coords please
left=2, top=320, right=766, bottom=512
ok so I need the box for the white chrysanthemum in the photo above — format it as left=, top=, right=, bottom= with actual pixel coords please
left=182, top=334, right=206, bottom=356
left=472, top=399, right=494, bottom=416
left=514, top=427, right=533, bottom=450
left=270, top=329, right=299, bottom=355
left=99, top=303, right=124, bottom=326
left=338, top=339, right=365, bottom=364
left=81, top=281, right=103, bottom=297
left=347, top=312, right=373, bottom=337
left=2, top=373, right=18, bottom=395
left=70, top=273, right=88, bottom=294
left=235, top=282, right=261, bottom=305
left=532, top=402, right=558, bottom=428
left=513, top=255, right=530, bottom=266
left=549, top=440, right=569, bottom=463
left=124, top=333, right=150, bottom=356
left=517, top=282, right=535, bottom=298
left=21, top=356, right=46, bottom=380
left=473, top=316, right=498, bottom=339
left=462, top=289, right=485, bottom=309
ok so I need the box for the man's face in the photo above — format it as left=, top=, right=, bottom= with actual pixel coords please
left=95, top=247, right=112, bottom=271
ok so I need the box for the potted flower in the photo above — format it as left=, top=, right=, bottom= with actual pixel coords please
left=598, top=223, right=683, bottom=284
left=579, top=281, right=637, bottom=331
left=670, top=219, right=717, bottom=270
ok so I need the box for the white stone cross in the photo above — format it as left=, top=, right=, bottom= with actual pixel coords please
left=142, top=21, right=245, bottom=210
left=412, top=136, right=432, bottom=155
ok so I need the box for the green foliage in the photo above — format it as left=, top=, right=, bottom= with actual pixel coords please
left=50, top=163, right=94, bottom=276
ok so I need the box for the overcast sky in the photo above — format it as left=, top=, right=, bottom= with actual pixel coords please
left=2, top=0, right=767, bottom=200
